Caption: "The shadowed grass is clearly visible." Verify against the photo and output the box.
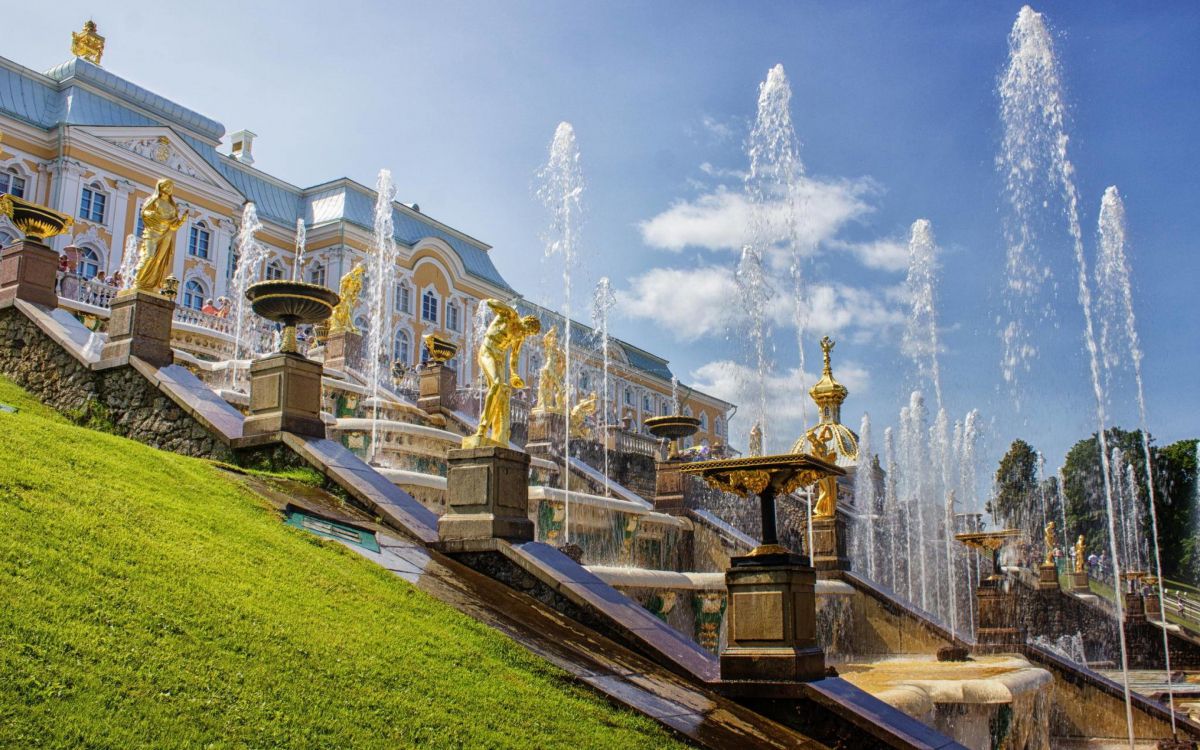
[0,376,686,749]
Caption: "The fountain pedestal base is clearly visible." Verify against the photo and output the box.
[719,557,824,683]
[438,446,533,543]
[975,582,1024,654]
[100,290,174,367]
[1070,571,1090,593]
[0,238,59,309]
[323,330,362,373]
[1036,562,1059,590]
[1123,591,1146,622]
[811,516,849,575]
[652,459,686,515]
[418,362,457,414]
[526,411,565,452]
[243,352,325,438]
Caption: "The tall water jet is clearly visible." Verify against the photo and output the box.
[999,7,1133,742]
[230,202,268,367]
[292,218,307,282]
[1095,185,1177,731]
[592,277,616,496]
[853,413,877,580]
[883,426,901,593]
[365,169,399,464]
[537,122,584,541]
[904,219,944,411]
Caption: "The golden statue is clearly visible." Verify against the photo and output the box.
[809,423,839,518]
[1074,534,1086,574]
[1043,521,1056,567]
[329,263,365,334]
[534,326,565,413]
[464,299,541,449]
[569,391,598,440]
[748,422,763,457]
[132,179,188,294]
[71,21,105,65]
[793,335,859,461]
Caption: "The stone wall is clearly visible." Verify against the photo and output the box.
[569,441,657,498]
[0,307,232,461]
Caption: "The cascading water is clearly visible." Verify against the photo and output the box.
[292,218,307,282]
[538,122,584,542]
[118,234,139,290]
[365,169,399,464]
[592,277,615,496]
[229,202,268,386]
[999,7,1134,744]
[467,299,492,414]
[852,413,877,580]
[904,219,944,411]
[883,426,901,593]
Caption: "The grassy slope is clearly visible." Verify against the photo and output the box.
[0,377,685,749]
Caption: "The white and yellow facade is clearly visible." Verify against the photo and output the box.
[0,25,734,447]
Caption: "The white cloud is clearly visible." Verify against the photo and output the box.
[690,359,870,452]
[700,115,736,142]
[830,238,910,272]
[637,176,876,255]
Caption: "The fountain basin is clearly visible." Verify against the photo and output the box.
[245,279,340,354]
[0,193,73,241]
[643,415,700,441]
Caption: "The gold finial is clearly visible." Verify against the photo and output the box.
[71,20,105,65]
[820,335,835,375]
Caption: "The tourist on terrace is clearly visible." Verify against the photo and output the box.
[201,298,219,316]
[214,297,230,318]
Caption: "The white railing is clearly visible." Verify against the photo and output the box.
[57,273,118,310]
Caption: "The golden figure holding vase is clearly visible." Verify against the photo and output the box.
[1074,534,1085,574]
[534,326,565,413]
[328,263,365,334]
[464,299,540,449]
[132,179,188,294]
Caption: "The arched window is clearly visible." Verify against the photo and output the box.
[699,412,709,432]
[354,316,368,337]
[226,247,238,279]
[308,263,326,287]
[624,387,633,406]
[715,416,726,437]
[394,282,412,314]
[393,328,411,365]
[78,246,101,279]
[79,183,107,223]
[183,278,206,310]
[447,301,460,332]
[421,289,439,323]
[0,168,26,198]
[642,393,652,412]
[188,221,211,259]
[579,372,590,392]
[265,261,284,280]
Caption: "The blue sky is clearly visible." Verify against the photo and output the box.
[8,1,1198,480]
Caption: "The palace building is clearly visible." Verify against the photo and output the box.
[0,23,733,447]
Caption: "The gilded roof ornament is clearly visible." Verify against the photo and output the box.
[71,21,106,66]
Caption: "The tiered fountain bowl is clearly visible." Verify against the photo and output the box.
[422,333,458,364]
[956,529,1023,585]
[0,193,73,242]
[644,414,700,459]
[245,280,340,356]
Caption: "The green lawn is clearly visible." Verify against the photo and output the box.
[0,376,686,749]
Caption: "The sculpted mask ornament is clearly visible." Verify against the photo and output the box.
[464,299,540,449]
[329,263,365,334]
[133,179,188,294]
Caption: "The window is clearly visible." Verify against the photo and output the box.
[78,247,101,279]
[642,394,651,412]
[699,413,709,432]
[79,185,107,223]
[624,387,633,406]
[309,263,326,287]
[421,289,438,323]
[393,329,411,365]
[188,223,211,259]
[183,279,206,310]
[0,231,15,248]
[135,201,145,239]
[354,316,368,337]
[265,261,284,280]
[0,169,25,198]
[447,302,460,332]
[226,248,239,279]
[395,282,412,314]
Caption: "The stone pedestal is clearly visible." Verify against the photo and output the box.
[652,459,687,515]
[975,582,1024,653]
[1037,562,1059,591]
[1070,570,1090,593]
[526,410,565,451]
[1123,591,1146,622]
[243,352,325,438]
[100,289,175,367]
[324,330,362,372]
[720,557,825,683]
[418,362,457,414]
[438,446,533,543]
[0,238,59,308]
[811,515,849,575]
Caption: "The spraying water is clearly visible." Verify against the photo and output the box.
[999,8,1134,743]
[853,413,877,580]
[229,202,268,372]
[904,219,944,411]
[592,278,616,496]
[117,234,139,291]
[365,170,399,464]
[538,122,584,542]
[292,218,307,282]
[884,426,901,593]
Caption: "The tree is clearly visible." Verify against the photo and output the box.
[1154,439,1197,585]
[990,439,1039,531]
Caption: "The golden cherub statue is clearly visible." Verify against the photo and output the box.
[132,179,188,294]
[464,299,541,449]
[72,21,105,65]
[534,326,566,414]
[809,423,839,518]
[1074,534,1085,574]
[1043,521,1057,567]
[569,391,598,440]
[329,263,365,334]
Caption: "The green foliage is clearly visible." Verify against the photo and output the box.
[990,439,1040,530]
[64,398,115,433]
[0,377,682,749]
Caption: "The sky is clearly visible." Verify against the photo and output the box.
[6,1,1198,485]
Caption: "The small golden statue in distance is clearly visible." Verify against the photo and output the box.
[464,299,541,449]
[328,263,365,334]
[748,422,763,457]
[808,423,839,518]
[1074,534,1085,574]
[534,326,566,414]
[133,179,188,294]
[569,391,598,440]
[71,20,105,65]
[1043,521,1057,567]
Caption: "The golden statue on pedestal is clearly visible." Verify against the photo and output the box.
[1074,534,1086,574]
[534,326,565,413]
[464,299,540,449]
[569,392,598,440]
[71,21,105,65]
[1043,521,1057,566]
[329,263,365,334]
[132,179,188,294]
[808,423,839,518]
